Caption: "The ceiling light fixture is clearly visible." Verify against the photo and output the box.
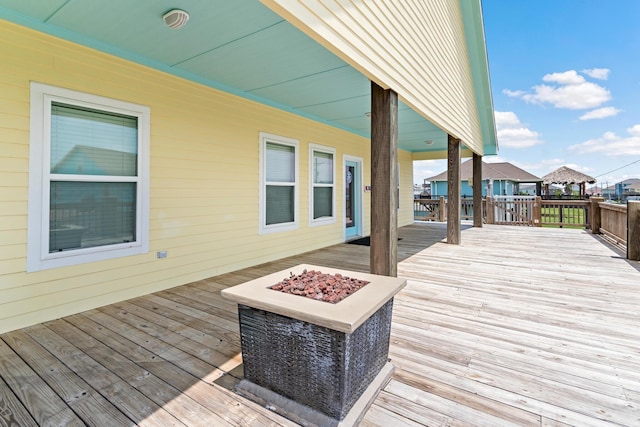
[425,140,434,145]
[163,9,190,29]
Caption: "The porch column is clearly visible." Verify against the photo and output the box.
[370,81,398,277]
[447,134,461,244]
[472,153,483,228]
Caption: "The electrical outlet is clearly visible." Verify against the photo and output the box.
[157,251,168,259]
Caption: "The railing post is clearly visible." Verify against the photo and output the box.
[628,201,640,261]
[534,196,542,227]
[590,197,604,234]
[439,196,446,222]
[486,196,494,224]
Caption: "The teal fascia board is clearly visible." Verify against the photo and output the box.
[459,0,498,156]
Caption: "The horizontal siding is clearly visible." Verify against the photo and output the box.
[399,150,414,227]
[0,20,411,333]
[263,0,483,153]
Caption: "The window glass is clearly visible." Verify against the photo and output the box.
[313,187,333,219]
[313,151,333,184]
[266,142,294,182]
[51,103,138,176]
[49,181,136,252]
[310,146,335,223]
[266,186,295,225]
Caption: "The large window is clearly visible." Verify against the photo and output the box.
[27,83,150,271]
[309,144,336,225]
[259,133,299,234]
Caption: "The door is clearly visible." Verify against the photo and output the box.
[344,158,362,240]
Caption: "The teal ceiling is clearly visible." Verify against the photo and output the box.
[0,0,451,153]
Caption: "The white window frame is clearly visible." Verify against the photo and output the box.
[309,143,336,226]
[259,132,299,234]
[27,82,150,272]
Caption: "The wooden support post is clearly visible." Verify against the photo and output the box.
[486,196,494,224]
[472,153,483,227]
[628,201,640,261]
[590,197,604,234]
[370,81,398,277]
[447,135,461,244]
[439,196,446,221]
[534,196,542,227]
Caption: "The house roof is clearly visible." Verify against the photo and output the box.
[0,0,496,158]
[617,178,640,186]
[542,166,596,185]
[427,160,542,183]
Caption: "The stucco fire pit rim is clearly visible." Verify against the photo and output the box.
[221,263,406,333]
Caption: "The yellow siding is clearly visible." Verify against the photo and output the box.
[398,150,414,227]
[0,21,417,333]
[262,0,483,153]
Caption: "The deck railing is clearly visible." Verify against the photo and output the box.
[596,201,627,245]
[413,196,640,260]
[413,197,445,221]
[486,196,539,226]
[539,199,590,228]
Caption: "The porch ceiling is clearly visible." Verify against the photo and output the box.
[0,0,451,154]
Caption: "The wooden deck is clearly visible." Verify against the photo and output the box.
[1,223,639,426]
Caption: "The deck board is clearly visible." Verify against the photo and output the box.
[1,223,639,426]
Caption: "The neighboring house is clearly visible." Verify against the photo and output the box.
[0,1,496,333]
[616,178,640,200]
[427,160,541,197]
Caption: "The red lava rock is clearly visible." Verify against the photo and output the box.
[269,269,370,304]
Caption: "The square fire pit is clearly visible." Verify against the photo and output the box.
[221,264,406,427]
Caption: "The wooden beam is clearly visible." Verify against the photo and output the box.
[472,153,483,228]
[447,135,461,244]
[370,81,398,277]
[628,201,640,261]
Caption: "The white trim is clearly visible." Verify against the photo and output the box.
[308,143,336,227]
[343,155,364,240]
[27,82,150,272]
[258,132,299,234]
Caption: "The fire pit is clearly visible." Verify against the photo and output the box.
[221,264,406,427]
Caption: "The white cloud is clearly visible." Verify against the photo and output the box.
[543,70,585,85]
[582,68,610,80]
[514,158,565,173]
[568,124,640,156]
[505,69,612,110]
[578,106,621,120]
[503,89,525,97]
[483,155,508,164]
[494,111,543,148]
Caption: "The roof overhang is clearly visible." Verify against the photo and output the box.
[0,0,496,158]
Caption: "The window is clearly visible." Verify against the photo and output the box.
[27,83,150,271]
[259,132,298,234]
[309,144,336,225]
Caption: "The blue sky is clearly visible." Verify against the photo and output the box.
[414,1,640,191]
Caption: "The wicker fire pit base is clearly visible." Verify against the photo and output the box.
[221,264,406,427]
